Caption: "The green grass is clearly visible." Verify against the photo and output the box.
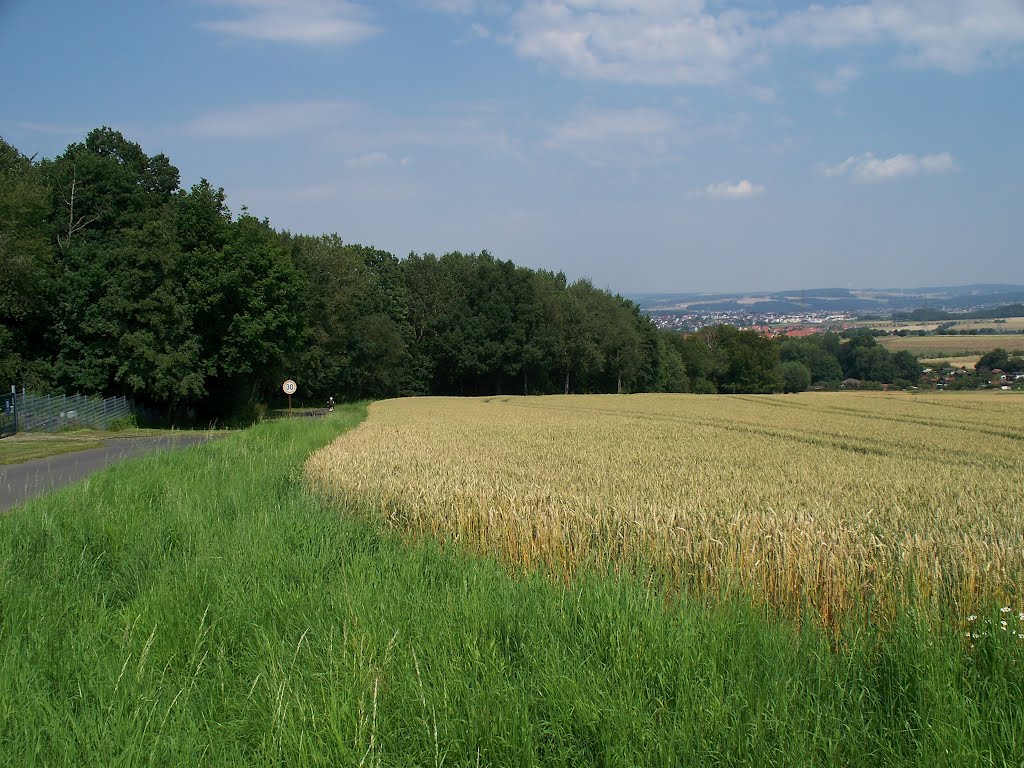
[0,428,222,465]
[0,432,106,464]
[1,404,1022,765]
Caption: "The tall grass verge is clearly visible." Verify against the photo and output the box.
[1,403,1022,765]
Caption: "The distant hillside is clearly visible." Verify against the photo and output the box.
[632,285,1024,315]
[891,304,1024,322]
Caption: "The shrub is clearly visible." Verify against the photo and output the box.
[107,414,139,432]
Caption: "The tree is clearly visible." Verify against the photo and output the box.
[779,361,812,393]
[655,332,690,392]
[976,348,1010,372]
[190,214,303,418]
[675,333,718,393]
[558,281,605,394]
[778,336,843,385]
[891,351,921,384]
[598,295,644,394]
[49,127,178,241]
[717,326,782,393]
[0,138,55,388]
[519,269,564,395]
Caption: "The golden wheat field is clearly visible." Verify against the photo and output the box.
[308,392,1024,623]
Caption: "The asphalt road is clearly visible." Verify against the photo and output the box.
[0,434,222,513]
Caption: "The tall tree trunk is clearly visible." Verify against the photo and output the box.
[617,370,622,394]
[564,369,570,395]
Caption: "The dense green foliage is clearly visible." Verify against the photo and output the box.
[1,129,920,416]
[976,347,1024,373]
[1,409,1021,765]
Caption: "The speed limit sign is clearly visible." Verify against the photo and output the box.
[282,379,298,416]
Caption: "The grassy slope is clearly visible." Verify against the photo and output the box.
[1,404,1021,766]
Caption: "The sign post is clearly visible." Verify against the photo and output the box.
[282,379,297,416]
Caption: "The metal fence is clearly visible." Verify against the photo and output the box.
[0,389,15,438]
[9,389,132,433]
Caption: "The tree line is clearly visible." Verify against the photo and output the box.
[1,128,921,422]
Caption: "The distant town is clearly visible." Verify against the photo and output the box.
[634,284,1024,338]
[648,309,855,336]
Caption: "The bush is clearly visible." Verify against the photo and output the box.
[107,414,139,432]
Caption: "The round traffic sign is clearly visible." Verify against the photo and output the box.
[282,379,297,395]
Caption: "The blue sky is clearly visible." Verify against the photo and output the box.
[2,0,1022,293]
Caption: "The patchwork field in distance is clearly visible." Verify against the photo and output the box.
[855,318,1024,334]
[877,333,1024,357]
[919,355,982,369]
[308,392,1024,624]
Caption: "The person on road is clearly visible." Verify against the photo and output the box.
[327,396,335,412]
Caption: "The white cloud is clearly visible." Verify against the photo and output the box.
[770,0,1024,74]
[16,121,90,137]
[703,179,764,199]
[824,151,956,182]
[186,101,359,137]
[346,152,411,169]
[414,0,479,12]
[510,1,754,85]
[814,65,860,95]
[545,108,677,147]
[199,0,377,45]
[187,99,516,160]
[347,151,391,167]
[427,0,1024,87]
